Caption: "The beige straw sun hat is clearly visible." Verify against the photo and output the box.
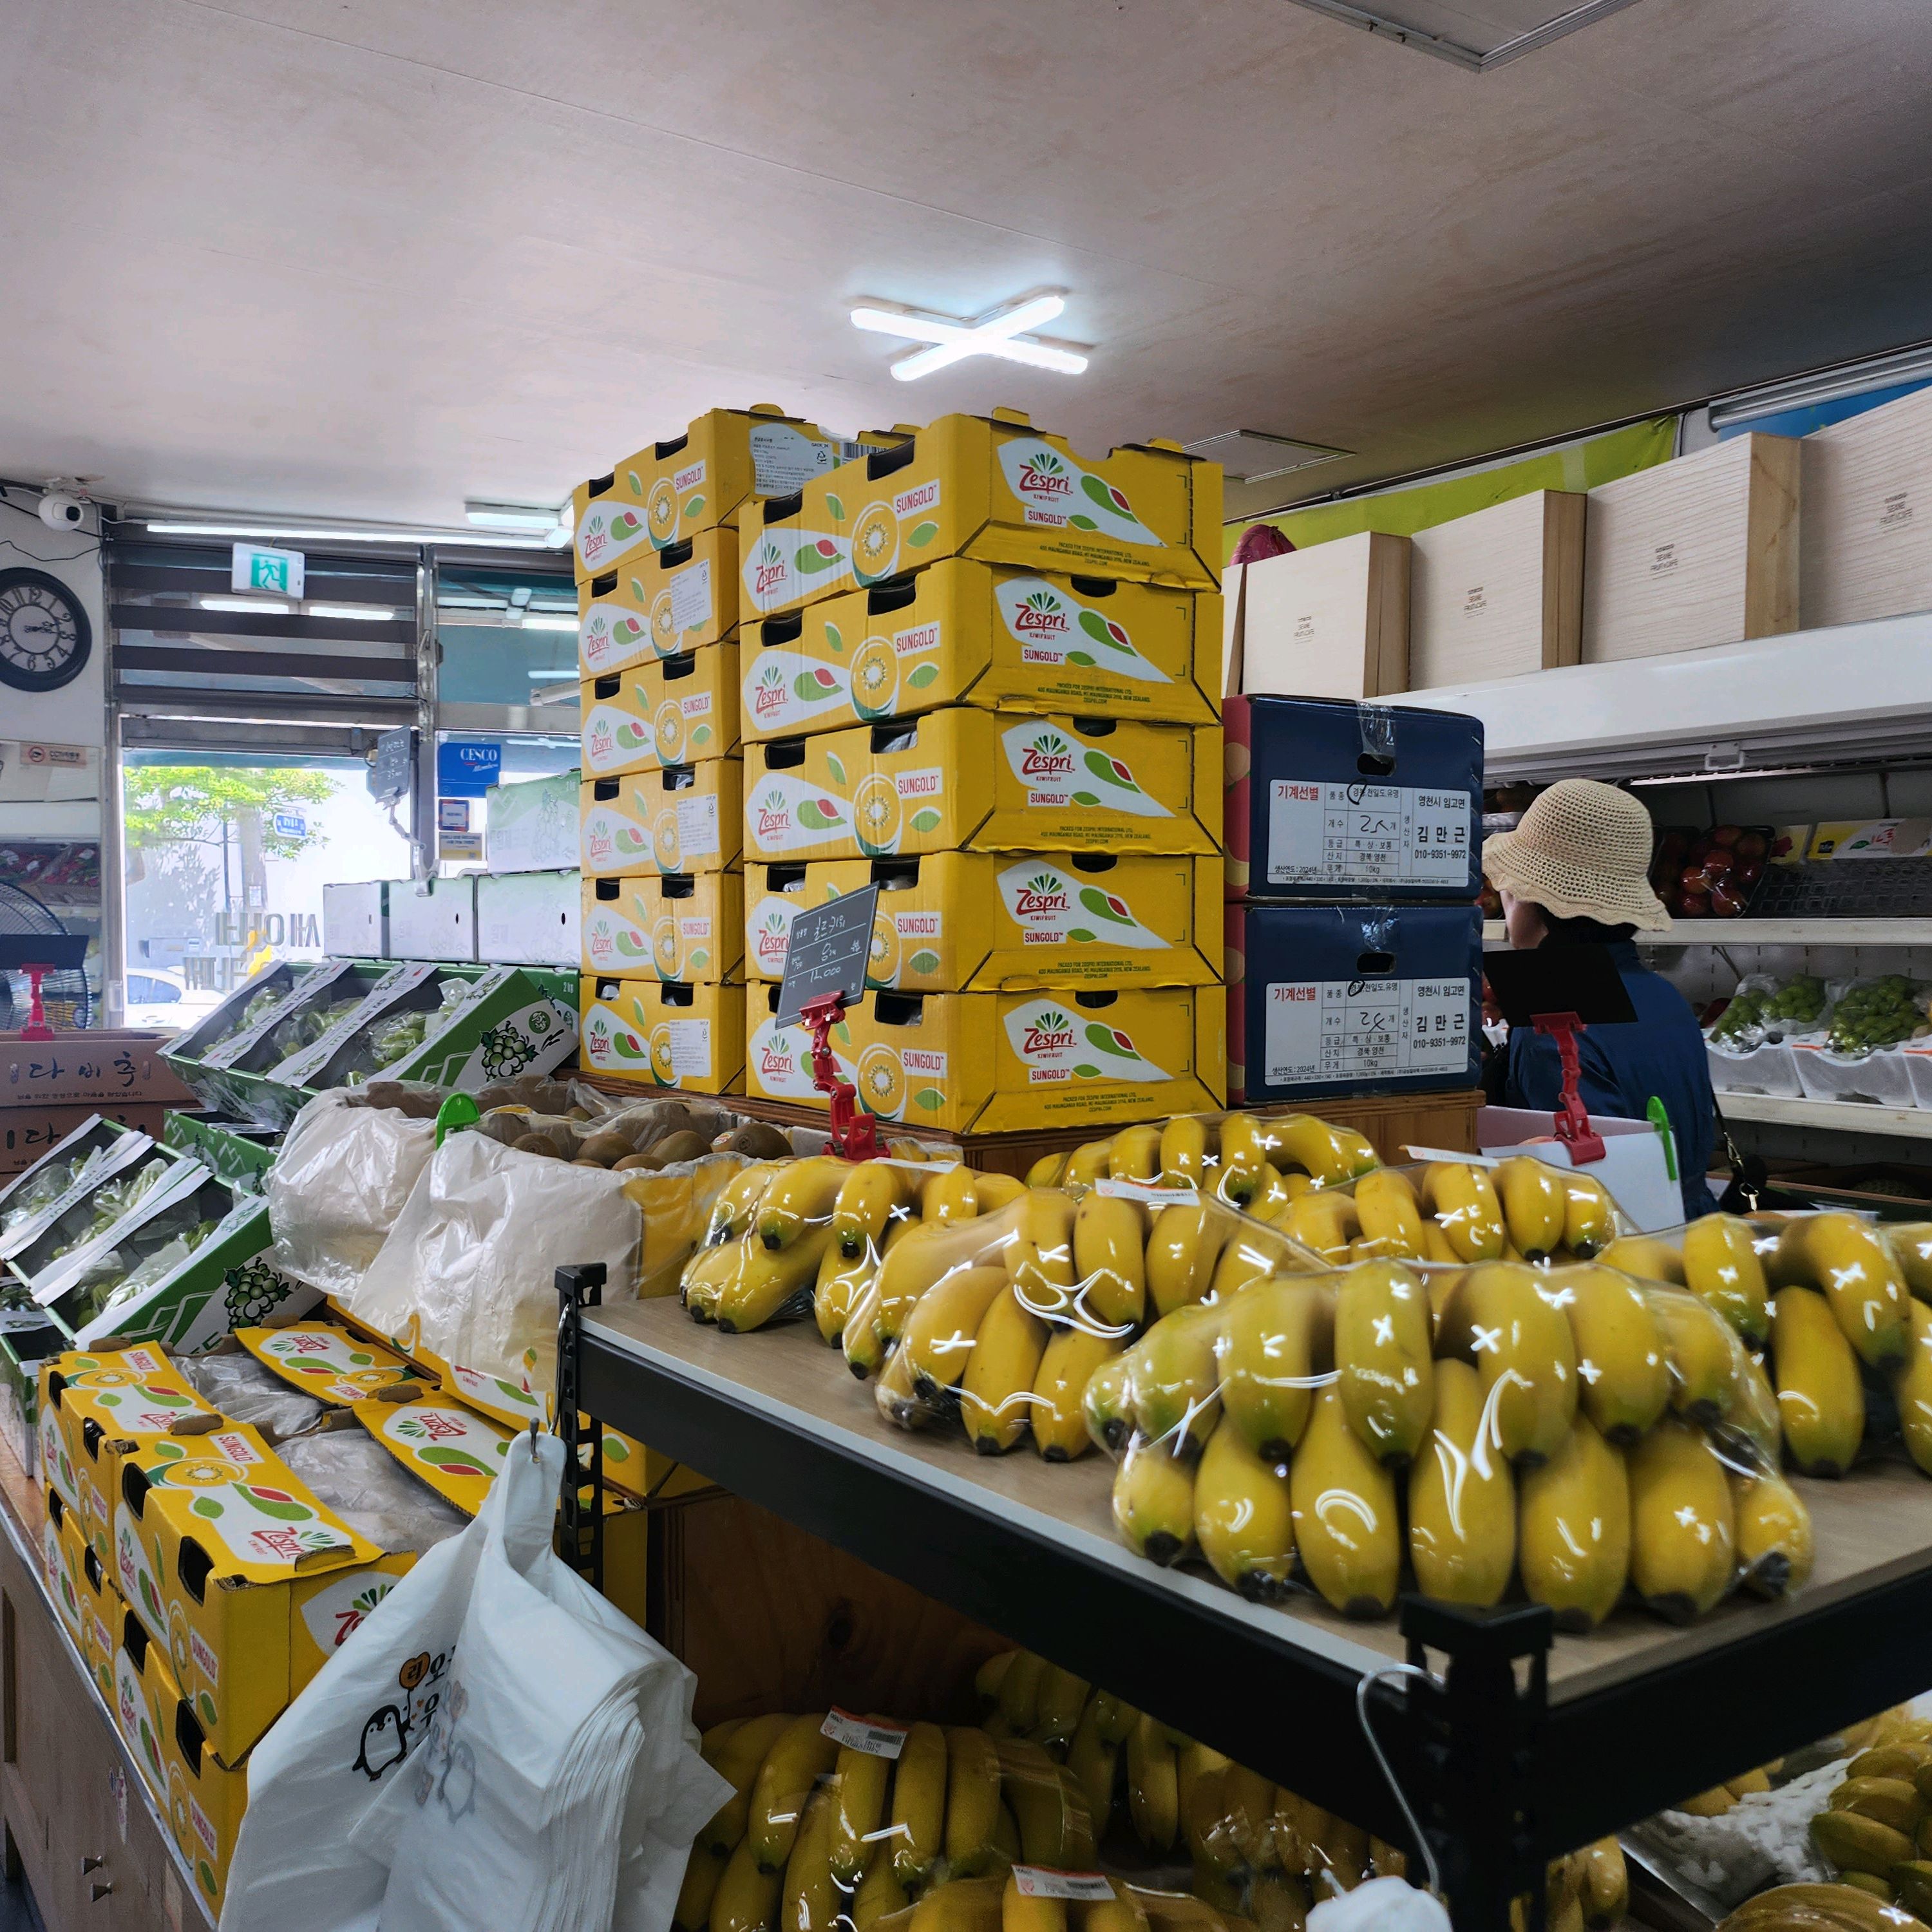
[1482,779,1671,933]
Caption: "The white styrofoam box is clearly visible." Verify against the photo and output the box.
[1475,1105,1681,1233]
[1408,491,1582,689]
[386,875,477,962]
[321,882,386,960]
[1582,435,1801,663]
[1801,383,1932,630]
[1791,1040,1918,1109]
[1706,1039,1804,1101]
[1235,532,1410,700]
[1904,1048,1932,1109]
[476,870,580,966]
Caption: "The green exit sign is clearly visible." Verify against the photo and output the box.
[231,542,306,599]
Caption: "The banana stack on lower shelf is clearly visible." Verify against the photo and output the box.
[1806,1709,1932,1918]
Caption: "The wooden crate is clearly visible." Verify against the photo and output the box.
[666,1084,1485,1176]
[1407,490,1584,688]
[1232,532,1410,700]
[1801,383,1932,630]
[1582,433,1801,663]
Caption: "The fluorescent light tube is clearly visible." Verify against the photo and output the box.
[197,596,290,614]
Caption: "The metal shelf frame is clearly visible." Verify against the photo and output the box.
[556,1274,1932,1932]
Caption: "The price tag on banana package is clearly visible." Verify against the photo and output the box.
[1094,1177,1198,1207]
[1011,1870,1117,1902]
[820,1708,910,1757]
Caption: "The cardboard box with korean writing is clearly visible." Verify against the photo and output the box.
[736,410,1220,618]
[582,871,744,983]
[578,525,739,675]
[745,710,1219,864]
[579,976,745,1093]
[581,761,744,877]
[741,556,1218,739]
[1224,901,1482,1103]
[1222,694,1483,902]
[115,1422,384,1765]
[1,1030,196,1111]
[581,641,740,778]
[744,853,1221,992]
[574,406,878,582]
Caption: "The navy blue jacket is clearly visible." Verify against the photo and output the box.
[1504,939,1718,1222]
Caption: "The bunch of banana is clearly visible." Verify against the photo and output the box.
[1720,1884,1931,1932]
[1808,1716,1932,1915]
[1507,1842,1629,1932]
[1025,1112,1378,1213]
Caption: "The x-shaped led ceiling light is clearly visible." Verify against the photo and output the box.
[851,292,1091,381]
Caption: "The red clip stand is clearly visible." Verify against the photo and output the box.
[1531,1010,1606,1164]
[801,992,878,1160]
[17,965,53,1043]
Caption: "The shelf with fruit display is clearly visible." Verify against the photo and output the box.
[1717,1095,1932,1141]
[1486,921,1932,948]
[555,1142,1932,1931]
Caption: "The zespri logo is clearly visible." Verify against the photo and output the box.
[1015,448,1072,501]
[1009,587,1071,639]
[753,661,791,719]
[1018,730,1076,779]
[752,540,788,600]
[759,1037,797,1081]
[754,787,793,842]
[1010,869,1070,918]
[753,907,793,970]
[1019,1005,1077,1057]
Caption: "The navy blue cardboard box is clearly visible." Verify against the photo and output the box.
[1224,694,1483,902]
[1226,901,1483,1103]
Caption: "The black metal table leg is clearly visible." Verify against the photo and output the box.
[556,1262,607,1590]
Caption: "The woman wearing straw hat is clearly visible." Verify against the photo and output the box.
[1483,779,1718,1220]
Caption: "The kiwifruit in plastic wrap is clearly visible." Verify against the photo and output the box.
[576,1132,637,1169]
[511,1132,564,1159]
[725,1121,791,1159]
[641,1130,708,1169]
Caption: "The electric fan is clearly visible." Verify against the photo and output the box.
[0,884,92,1034]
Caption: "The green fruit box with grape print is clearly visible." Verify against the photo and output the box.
[742,555,1218,741]
[734,409,1222,620]
[744,853,1223,992]
[114,1420,404,1767]
[743,708,1220,864]
[807,983,1224,1134]
[240,963,578,1128]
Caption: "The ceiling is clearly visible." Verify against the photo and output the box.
[5,0,1932,527]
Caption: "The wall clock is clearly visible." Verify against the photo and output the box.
[0,568,91,694]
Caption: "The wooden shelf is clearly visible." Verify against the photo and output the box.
[1484,920,1932,947]
[577,1291,1932,1869]
[1718,1092,1932,1137]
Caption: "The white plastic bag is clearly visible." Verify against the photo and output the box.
[348,1130,642,1387]
[268,1091,439,1298]
[220,1434,724,1932]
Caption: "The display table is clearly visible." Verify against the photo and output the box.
[0,1432,211,1932]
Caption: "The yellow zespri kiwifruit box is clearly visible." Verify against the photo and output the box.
[742,556,1219,739]
[114,1422,385,1766]
[580,761,744,876]
[736,409,1222,618]
[582,871,744,983]
[574,405,878,583]
[579,976,746,1093]
[743,864,813,981]
[744,710,1219,862]
[582,642,741,779]
[743,981,857,1108]
[43,1345,220,1571]
[235,1322,416,1407]
[166,1689,249,1918]
[743,853,1221,991]
[113,1607,182,1808]
[749,983,1223,1132]
[578,525,739,676]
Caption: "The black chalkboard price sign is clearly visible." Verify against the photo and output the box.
[775,885,880,1029]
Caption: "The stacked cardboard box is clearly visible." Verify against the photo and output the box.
[575,408,889,1092]
[1222,696,1485,1104]
[729,406,1229,1134]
